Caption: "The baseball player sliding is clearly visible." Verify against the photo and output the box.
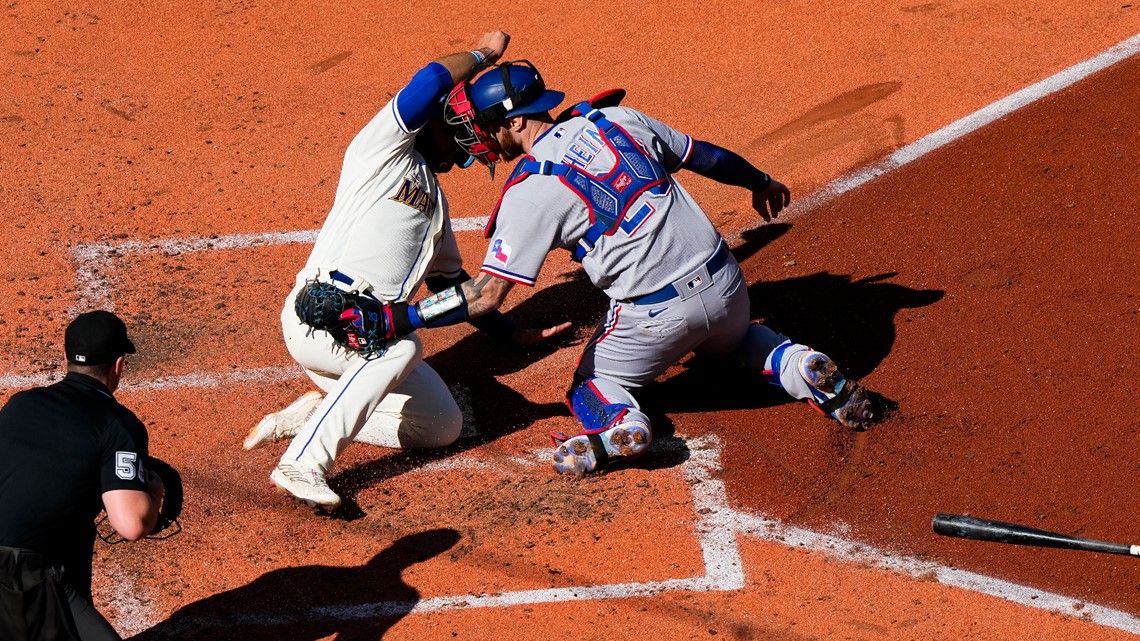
[244,33,567,510]
[344,59,877,475]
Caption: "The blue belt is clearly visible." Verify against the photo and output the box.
[329,270,379,301]
[628,242,731,305]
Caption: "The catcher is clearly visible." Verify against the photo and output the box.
[336,60,877,475]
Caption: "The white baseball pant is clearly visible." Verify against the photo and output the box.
[277,283,462,474]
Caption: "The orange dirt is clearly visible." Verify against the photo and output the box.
[2,0,1138,639]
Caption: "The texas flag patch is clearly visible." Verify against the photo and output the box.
[491,238,512,264]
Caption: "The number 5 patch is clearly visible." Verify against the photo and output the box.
[115,451,140,481]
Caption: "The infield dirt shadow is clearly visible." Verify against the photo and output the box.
[129,528,461,641]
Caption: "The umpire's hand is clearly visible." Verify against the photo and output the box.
[752,179,792,222]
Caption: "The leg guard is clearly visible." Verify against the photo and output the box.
[553,377,652,476]
[764,341,875,430]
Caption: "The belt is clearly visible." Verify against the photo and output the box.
[327,270,380,301]
[628,242,731,305]
[0,546,62,587]
[329,270,354,288]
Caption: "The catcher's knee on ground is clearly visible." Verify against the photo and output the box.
[552,377,652,476]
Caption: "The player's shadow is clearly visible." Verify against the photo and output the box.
[635,226,943,427]
[128,528,460,641]
[327,272,607,515]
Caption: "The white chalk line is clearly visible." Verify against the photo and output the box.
[0,366,303,392]
[785,32,1140,218]
[34,32,1140,636]
[64,32,1140,316]
[137,434,1140,636]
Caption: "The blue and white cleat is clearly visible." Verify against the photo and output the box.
[798,352,875,430]
[551,421,652,476]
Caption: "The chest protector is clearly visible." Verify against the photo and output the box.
[484,103,670,262]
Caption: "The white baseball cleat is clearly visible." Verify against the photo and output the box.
[269,461,341,510]
[798,351,874,430]
[551,420,652,476]
[243,391,323,450]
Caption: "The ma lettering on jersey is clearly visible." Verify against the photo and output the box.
[389,173,436,216]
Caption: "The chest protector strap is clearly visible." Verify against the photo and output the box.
[484,103,670,262]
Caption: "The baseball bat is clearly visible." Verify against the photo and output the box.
[932,513,1140,557]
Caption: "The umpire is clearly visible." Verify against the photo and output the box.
[0,310,163,641]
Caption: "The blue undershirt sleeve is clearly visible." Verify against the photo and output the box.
[683,140,772,192]
[394,62,453,132]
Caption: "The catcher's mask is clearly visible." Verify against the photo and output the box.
[444,60,565,177]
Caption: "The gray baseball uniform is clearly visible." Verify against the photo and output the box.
[480,105,824,442]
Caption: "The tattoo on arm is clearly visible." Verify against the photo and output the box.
[462,273,512,317]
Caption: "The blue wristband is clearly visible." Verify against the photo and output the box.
[471,50,487,66]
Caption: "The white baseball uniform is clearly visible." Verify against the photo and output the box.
[279,66,465,474]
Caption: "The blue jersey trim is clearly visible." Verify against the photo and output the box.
[480,264,536,286]
[393,62,452,133]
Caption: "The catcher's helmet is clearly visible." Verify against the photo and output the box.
[445,60,564,174]
[468,60,565,123]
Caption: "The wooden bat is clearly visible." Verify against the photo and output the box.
[932,513,1140,557]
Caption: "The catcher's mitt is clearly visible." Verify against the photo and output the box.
[295,278,392,358]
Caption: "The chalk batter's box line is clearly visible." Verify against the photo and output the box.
[63,32,1140,315]
[129,434,1140,636]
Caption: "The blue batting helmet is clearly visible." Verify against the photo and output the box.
[468,60,565,124]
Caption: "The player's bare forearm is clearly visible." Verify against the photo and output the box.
[461,273,572,346]
[461,272,513,317]
[436,31,510,85]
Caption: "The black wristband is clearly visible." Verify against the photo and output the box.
[387,302,417,336]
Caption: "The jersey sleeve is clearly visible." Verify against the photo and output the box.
[480,193,560,287]
[623,108,694,173]
[392,62,454,133]
[337,63,452,190]
[99,411,150,494]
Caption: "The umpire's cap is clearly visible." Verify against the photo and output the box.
[65,310,136,365]
[470,60,564,124]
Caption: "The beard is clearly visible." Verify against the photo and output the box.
[497,129,525,162]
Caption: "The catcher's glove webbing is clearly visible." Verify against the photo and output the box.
[294,279,392,358]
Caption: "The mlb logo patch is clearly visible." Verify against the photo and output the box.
[491,238,512,264]
[686,275,703,290]
[613,172,633,193]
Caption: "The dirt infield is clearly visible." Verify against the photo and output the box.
[2,0,1139,639]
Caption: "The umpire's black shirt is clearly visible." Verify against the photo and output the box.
[0,372,149,597]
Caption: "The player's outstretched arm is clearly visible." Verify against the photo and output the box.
[461,273,571,346]
[684,140,791,221]
[374,272,570,346]
[435,31,510,86]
